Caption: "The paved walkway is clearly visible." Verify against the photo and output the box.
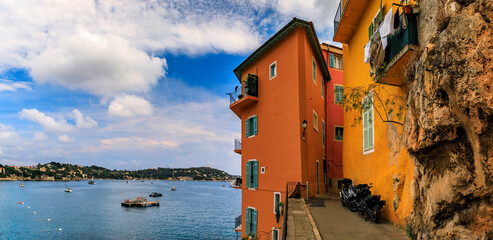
[306,194,409,240]
[286,198,318,240]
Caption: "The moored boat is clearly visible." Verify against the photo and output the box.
[149,192,162,197]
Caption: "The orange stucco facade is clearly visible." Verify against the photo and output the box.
[230,19,329,239]
[334,0,416,226]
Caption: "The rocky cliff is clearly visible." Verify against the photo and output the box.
[404,0,492,239]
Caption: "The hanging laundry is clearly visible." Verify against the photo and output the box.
[394,8,400,29]
[364,40,371,63]
[379,7,393,38]
[370,37,385,72]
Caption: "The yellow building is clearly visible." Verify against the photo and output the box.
[333,0,418,225]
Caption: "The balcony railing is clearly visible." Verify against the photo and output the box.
[234,138,241,154]
[227,74,258,106]
[234,214,242,230]
[384,13,418,64]
[333,1,342,35]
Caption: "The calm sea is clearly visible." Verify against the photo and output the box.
[0,180,241,240]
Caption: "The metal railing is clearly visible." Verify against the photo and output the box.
[234,138,241,152]
[281,181,301,240]
[226,74,258,105]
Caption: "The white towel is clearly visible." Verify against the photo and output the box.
[364,40,371,63]
[379,7,393,38]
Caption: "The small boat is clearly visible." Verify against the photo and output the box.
[171,170,177,191]
[149,192,162,197]
[19,172,25,187]
[121,197,159,207]
[19,183,24,187]
[64,188,72,192]
[88,177,96,185]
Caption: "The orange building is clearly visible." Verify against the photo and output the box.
[229,18,330,239]
[320,44,344,193]
[333,0,417,225]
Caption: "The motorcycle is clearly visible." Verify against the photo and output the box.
[348,184,372,213]
[363,195,386,223]
[340,178,353,207]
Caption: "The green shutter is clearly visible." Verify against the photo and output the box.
[273,229,278,240]
[245,208,250,234]
[312,60,316,82]
[341,57,343,69]
[369,23,373,39]
[253,116,257,135]
[322,122,325,145]
[246,118,250,137]
[369,111,373,148]
[329,54,334,67]
[252,209,257,237]
[321,80,324,98]
[245,161,250,188]
[253,161,258,188]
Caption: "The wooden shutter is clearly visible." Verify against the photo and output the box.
[253,161,258,188]
[252,209,257,237]
[253,116,257,135]
[245,161,250,188]
[246,118,250,137]
[369,111,373,148]
[245,208,250,234]
[329,54,334,67]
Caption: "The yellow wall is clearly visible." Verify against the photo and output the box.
[341,0,415,226]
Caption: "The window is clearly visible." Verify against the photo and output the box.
[246,160,258,189]
[363,94,374,153]
[312,58,316,84]
[330,53,343,70]
[313,110,318,132]
[322,120,326,146]
[272,228,279,240]
[245,115,258,138]
[273,192,281,214]
[269,61,277,80]
[335,85,344,104]
[335,126,343,141]
[245,207,257,237]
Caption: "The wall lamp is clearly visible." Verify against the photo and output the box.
[302,120,308,141]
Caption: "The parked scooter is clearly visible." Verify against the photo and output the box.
[361,195,386,223]
[340,178,353,207]
[348,184,372,213]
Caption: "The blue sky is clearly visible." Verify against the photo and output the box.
[0,0,340,175]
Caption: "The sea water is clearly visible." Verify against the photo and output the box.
[0,180,241,240]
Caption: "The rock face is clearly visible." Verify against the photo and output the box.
[405,0,493,239]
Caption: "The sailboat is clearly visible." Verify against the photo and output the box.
[171,169,176,191]
[19,172,24,187]
[150,172,153,184]
[88,177,96,185]
[141,172,145,182]
[64,185,72,192]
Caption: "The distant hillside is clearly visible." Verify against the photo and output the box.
[0,162,233,181]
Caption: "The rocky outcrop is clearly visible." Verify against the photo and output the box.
[404,0,493,239]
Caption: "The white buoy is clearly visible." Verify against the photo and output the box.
[58,228,62,231]
[47,219,51,221]
[33,211,36,214]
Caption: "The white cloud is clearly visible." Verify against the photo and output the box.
[0,79,31,92]
[108,95,154,117]
[0,0,262,97]
[19,109,98,134]
[0,123,21,147]
[73,109,98,129]
[32,131,48,141]
[58,135,74,143]
[27,30,165,97]
[19,109,73,134]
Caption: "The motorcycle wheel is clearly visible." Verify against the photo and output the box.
[369,206,380,223]
[349,201,357,212]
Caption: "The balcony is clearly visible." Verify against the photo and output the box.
[376,13,420,86]
[234,214,242,232]
[333,0,370,43]
[228,74,258,118]
[234,138,241,154]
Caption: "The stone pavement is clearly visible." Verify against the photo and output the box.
[306,193,409,240]
[286,198,319,240]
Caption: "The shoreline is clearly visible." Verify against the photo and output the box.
[0,178,232,182]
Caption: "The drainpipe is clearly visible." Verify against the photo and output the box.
[306,181,309,199]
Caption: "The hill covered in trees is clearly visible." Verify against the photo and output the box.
[0,162,233,181]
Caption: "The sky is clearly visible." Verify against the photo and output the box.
[0,0,341,175]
